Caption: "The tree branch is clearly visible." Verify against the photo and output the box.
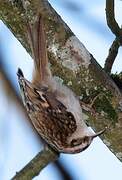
[12,148,59,180]
[104,37,120,73]
[106,0,122,43]
[104,0,122,73]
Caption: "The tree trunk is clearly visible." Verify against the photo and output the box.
[0,0,122,165]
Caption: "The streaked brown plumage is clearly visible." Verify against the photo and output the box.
[17,14,105,153]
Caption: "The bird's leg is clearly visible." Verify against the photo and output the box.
[80,92,105,116]
[89,93,103,108]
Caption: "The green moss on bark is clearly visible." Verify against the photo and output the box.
[93,95,118,122]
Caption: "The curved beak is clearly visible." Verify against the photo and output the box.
[90,128,106,139]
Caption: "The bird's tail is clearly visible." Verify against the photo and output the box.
[27,14,51,85]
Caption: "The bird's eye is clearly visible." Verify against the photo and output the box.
[71,137,89,147]
[70,138,85,147]
[71,139,78,146]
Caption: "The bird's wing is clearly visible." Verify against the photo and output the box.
[17,68,77,149]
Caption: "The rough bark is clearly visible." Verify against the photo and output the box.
[0,0,122,177]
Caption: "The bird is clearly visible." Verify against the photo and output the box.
[17,14,105,154]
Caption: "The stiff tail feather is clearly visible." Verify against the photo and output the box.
[26,14,51,85]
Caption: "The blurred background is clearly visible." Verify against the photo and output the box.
[0,0,122,179]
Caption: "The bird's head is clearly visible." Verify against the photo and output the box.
[61,129,106,154]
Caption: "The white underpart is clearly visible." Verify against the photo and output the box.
[47,77,94,143]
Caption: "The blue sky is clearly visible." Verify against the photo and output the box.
[0,0,122,180]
